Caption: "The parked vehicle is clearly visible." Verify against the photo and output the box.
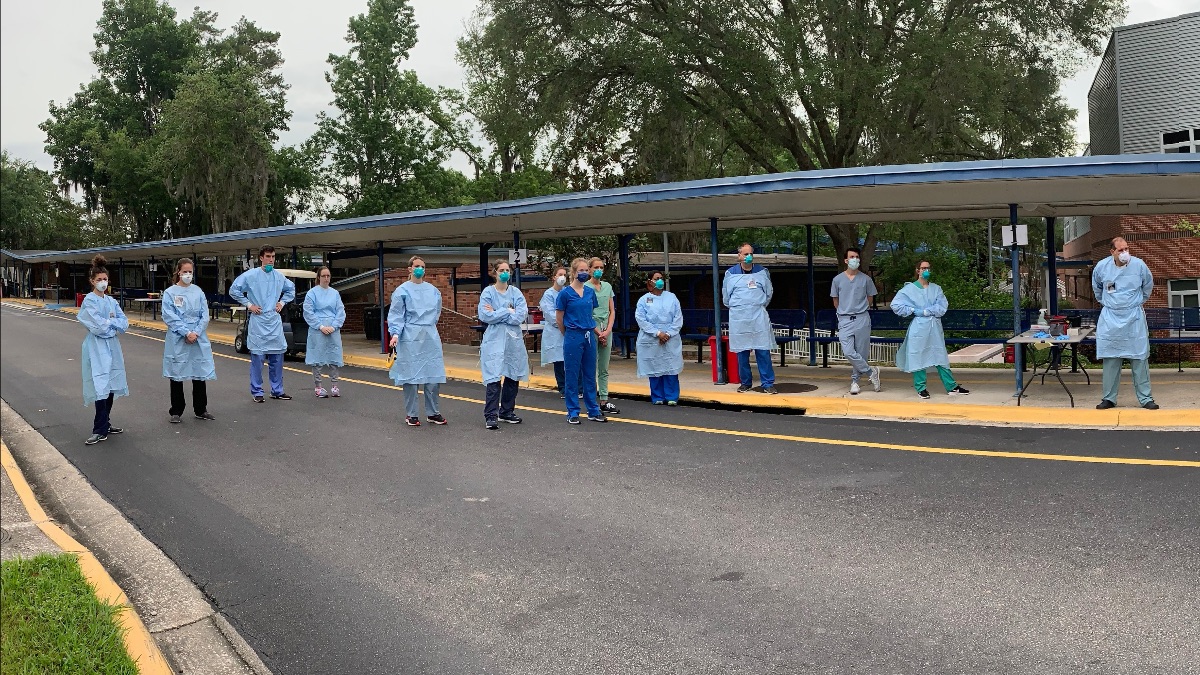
[232,269,317,358]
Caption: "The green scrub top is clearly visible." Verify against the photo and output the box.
[591,280,614,327]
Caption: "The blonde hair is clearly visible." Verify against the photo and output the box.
[589,257,604,267]
[570,257,589,274]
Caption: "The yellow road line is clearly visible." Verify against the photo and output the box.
[9,304,1198,467]
[1,442,174,674]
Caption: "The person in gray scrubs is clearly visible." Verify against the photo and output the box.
[830,247,881,394]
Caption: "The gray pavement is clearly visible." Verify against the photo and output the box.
[2,302,1198,674]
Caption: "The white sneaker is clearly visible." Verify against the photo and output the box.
[868,366,881,392]
[849,381,861,395]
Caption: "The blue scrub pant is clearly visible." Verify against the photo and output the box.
[404,383,440,418]
[737,349,775,387]
[92,392,114,435]
[1101,358,1153,406]
[563,329,600,418]
[551,361,582,393]
[649,375,680,403]
[250,352,284,397]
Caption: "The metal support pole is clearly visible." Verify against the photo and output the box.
[1045,217,1058,316]
[479,243,493,293]
[806,224,817,366]
[710,217,727,384]
[377,241,387,354]
[512,231,521,289]
[1010,204,1023,396]
[118,258,124,297]
[663,232,670,291]
[292,246,298,269]
[619,234,633,357]
[451,266,458,312]
[149,257,156,294]
[987,218,994,289]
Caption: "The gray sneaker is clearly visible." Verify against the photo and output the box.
[868,366,882,392]
[84,434,107,445]
[169,415,182,424]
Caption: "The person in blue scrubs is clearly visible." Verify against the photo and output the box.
[389,256,448,426]
[538,265,570,395]
[556,257,607,424]
[635,272,684,405]
[890,260,970,399]
[479,260,529,430]
[161,258,216,423]
[722,243,777,394]
[230,246,296,402]
[1092,237,1157,410]
[78,255,129,445]
[304,266,347,398]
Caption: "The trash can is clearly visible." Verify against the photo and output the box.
[363,306,382,341]
[76,292,85,307]
[708,335,740,384]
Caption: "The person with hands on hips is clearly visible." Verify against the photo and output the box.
[388,256,448,426]
[1092,237,1157,410]
[635,272,684,405]
[890,260,969,399]
[304,266,346,399]
[78,255,129,445]
[722,243,777,394]
[478,260,529,430]
[162,257,216,423]
[229,245,296,402]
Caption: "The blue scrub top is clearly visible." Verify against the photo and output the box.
[556,284,598,330]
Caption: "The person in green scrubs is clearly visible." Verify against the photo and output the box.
[589,257,620,414]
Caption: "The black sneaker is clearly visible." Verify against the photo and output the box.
[107,426,123,434]
[1096,399,1116,410]
[270,393,292,401]
[195,412,216,421]
[499,413,523,424]
[568,416,581,425]
[427,414,448,425]
[588,414,608,423]
[947,386,970,396]
[170,415,182,424]
[917,389,931,400]
[485,418,499,430]
[600,401,620,414]
[1142,400,1159,410]
[406,416,421,426]
[253,395,265,403]
[736,384,752,393]
[762,386,778,395]
[84,434,107,445]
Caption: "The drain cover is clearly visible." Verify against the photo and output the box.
[0,527,11,544]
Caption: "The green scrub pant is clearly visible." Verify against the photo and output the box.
[913,366,956,393]
[596,335,612,400]
[1101,358,1153,406]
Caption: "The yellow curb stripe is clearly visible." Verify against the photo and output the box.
[1,442,174,674]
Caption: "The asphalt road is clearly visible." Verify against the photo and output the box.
[2,303,1198,675]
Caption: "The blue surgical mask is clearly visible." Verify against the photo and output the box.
[592,269,603,279]
[576,271,590,282]
[654,279,664,290]
[743,254,753,264]
[498,271,511,283]
[413,267,425,278]
[921,269,931,280]
[847,258,860,270]
[263,264,274,273]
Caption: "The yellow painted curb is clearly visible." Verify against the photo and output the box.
[1,441,174,675]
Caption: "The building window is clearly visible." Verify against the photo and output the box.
[1169,279,1199,308]
[1161,129,1198,153]
[1063,215,1090,244]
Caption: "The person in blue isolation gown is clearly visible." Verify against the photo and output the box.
[388,256,448,426]
[722,243,777,394]
[161,257,216,423]
[304,266,346,399]
[890,260,970,400]
[478,260,529,430]
[229,245,296,402]
[635,272,684,405]
[78,255,129,445]
[1092,236,1157,410]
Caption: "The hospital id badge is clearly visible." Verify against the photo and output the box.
[747,279,757,289]
[1105,282,1116,293]
[174,295,185,307]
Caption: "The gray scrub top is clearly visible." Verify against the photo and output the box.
[830,271,877,316]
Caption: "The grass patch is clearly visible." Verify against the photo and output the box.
[1,553,137,675]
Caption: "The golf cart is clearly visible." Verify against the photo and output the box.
[232,268,318,358]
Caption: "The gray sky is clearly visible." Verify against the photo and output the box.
[2,0,1194,175]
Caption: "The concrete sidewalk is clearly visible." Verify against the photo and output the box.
[22,298,1200,429]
